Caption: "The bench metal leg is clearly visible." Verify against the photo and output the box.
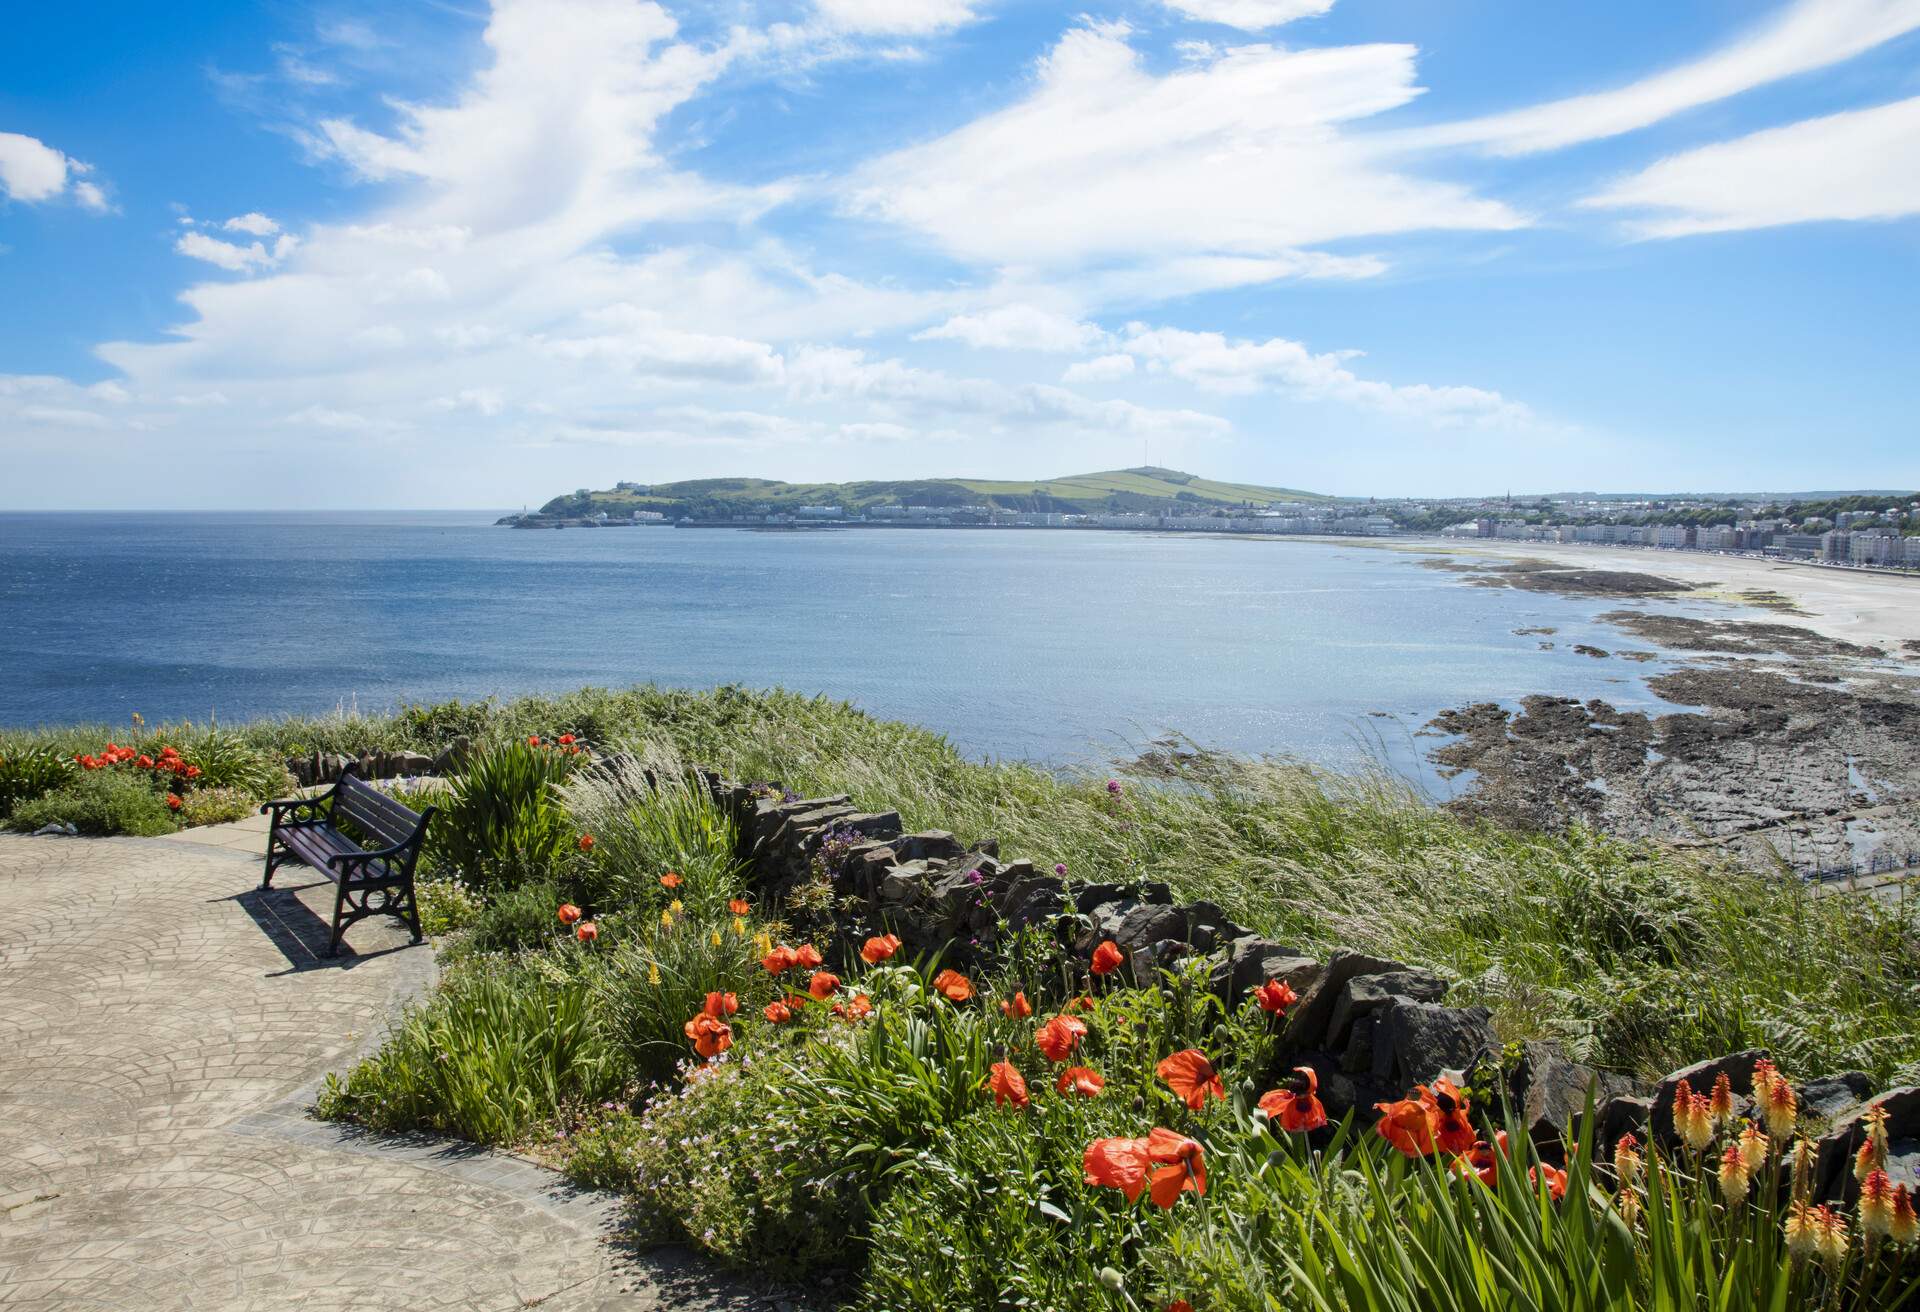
[327,882,348,957]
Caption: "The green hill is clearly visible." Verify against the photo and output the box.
[534,467,1328,520]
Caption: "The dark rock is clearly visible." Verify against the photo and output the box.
[1650,1050,1766,1146]
[1816,1085,1920,1202]
[1341,1016,1378,1074]
[1006,880,1069,931]
[1506,1041,1644,1149]
[391,750,434,777]
[430,736,472,775]
[878,861,930,906]
[1116,904,1189,955]
[890,831,965,863]
[1598,1094,1653,1152]
[1283,951,1415,1050]
[1183,900,1246,952]
[1372,1000,1498,1087]
[1325,970,1448,1051]
[969,838,1000,858]
[1799,1073,1875,1124]
[1211,937,1320,1005]
[1075,883,1134,913]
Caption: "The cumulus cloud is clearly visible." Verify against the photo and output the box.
[1125,325,1532,428]
[813,0,977,36]
[0,131,108,210]
[223,212,281,236]
[914,304,1110,353]
[848,23,1521,293]
[1062,353,1137,383]
[1159,0,1333,31]
[1582,97,1920,238]
[1405,0,1920,156]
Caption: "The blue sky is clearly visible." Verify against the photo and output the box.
[2,0,1917,508]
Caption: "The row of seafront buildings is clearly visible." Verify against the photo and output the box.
[724,503,1399,536]
[1440,512,1920,569]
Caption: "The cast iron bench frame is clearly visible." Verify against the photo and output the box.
[259,771,435,955]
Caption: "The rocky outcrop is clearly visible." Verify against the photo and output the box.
[286,748,437,787]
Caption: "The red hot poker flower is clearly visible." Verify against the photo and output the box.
[987,1061,1029,1109]
[1156,1049,1226,1111]
[1057,1066,1105,1097]
[1257,1066,1328,1133]
[1253,978,1298,1015]
[861,933,902,964]
[1035,1014,1089,1063]
[1090,940,1125,976]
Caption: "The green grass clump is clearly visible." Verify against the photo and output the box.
[8,768,180,836]
[0,745,77,817]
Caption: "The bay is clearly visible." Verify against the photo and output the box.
[0,511,1742,792]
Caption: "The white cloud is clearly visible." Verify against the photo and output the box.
[1125,325,1532,428]
[0,131,108,210]
[431,387,507,416]
[223,212,281,236]
[1406,0,1920,157]
[1159,0,1333,31]
[914,304,1109,353]
[1582,97,1920,238]
[174,230,280,272]
[1062,353,1137,383]
[849,23,1521,292]
[813,0,977,36]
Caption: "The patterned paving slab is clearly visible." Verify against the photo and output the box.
[0,831,789,1311]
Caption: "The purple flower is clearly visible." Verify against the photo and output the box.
[1106,779,1123,795]
[966,869,983,885]
[1054,862,1068,876]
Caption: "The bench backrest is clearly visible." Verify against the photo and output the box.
[333,773,428,850]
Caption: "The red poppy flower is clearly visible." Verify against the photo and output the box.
[1253,978,1298,1015]
[861,933,902,964]
[184,765,201,779]
[577,834,595,852]
[1070,994,1097,1012]
[1257,1066,1328,1133]
[762,946,797,974]
[781,993,812,1011]
[1374,1095,1437,1157]
[931,968,974,1002]
[793,944,823,970]
[1000,991,1034,1019]
[987,1061,1029,1109]
[807,970,841,999]
[137,755,154,769]
[166,794,183,811]
[1145,1127,1208,1208]
[556,903,582,925]
[702,991,739,1018]
[684,1013,733,1059]
[1428,1078,1477,1156]
[659,872,682,889]
[833,994,873,1021]
[729,898,752,917]
[1156,1049,1225,1110]
[1167,1303,1194,1312]
[1466,1130,1509,1189]
[1035,1014,1089,1063]
[763,1001,792,1024]
[575,921,599,944]
[1056,1066,1105,1097]
[1083,1135,1151,1201]
[527,736,541,746]
[1090,940,1125,976]
[558,733,575,745]
[1530,1163,1568,1202]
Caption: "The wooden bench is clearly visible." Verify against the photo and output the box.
[259,771,435,955]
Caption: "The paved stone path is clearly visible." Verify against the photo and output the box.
[0,827,788,1311]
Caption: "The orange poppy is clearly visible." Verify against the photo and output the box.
[556,903,582,925]
[1256,1066,1328,1133]
[1083,1136,1151,1202]
[808,970,841,999]
[1252,978,1297,1015]
[1466,1130,1509,1189]
[1090,940,1125,976]
[861,933,903,964]
[659,872,682,889]
[834,994,873,1021]
[1156,1049,1225,1110]
[1530,1162,1569,1202]
[763,1001,792,1024]
[702,991,739,1018]
[932,968,974,1002]
[987,1061,1029,1109]
[1070,994,1097,1012]
[683,1013,732,1058]
[1145,1127,1207,1208]
[1057,1066,1105,1097]
[762,945,797,974]
[1167,1303,1194,1312]
[577,834,595,852]
[1000,991,1033,1019]
[1035,1014,1089,1063]
[793,944,824,970]
[1374,1095,1437,1157]
[729,898,752,916]
[575,921,598,944]
[1429,1078,1477,1157]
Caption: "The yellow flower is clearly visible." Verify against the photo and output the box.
[732,915,747,937]
[647,961,661,986]
[1737,1125,1769,1174]
[669,899,684,915]
[1861,1169,1896,1240]
[1616,1184,1640,1229]
[1856,1106,1890,1184]
[1785,1201,1818,1264]
[1613,1133,1643,1188]
[1891,1184,1918,1247]
[1790,1137,1817,1202]
[1814,1205,1849,1270]
[660,910,674,929]
[1763,1077,1798,1141]
[1717,1145,1751,1206]
[710,930,723,947]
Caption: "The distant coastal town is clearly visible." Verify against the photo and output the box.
[500,468,1920,573]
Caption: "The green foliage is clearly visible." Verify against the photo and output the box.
[416,875,483,936]
[0,745,76,817]
[589,917,769,1083]
[7,768,178,836]
[175,786,257,827]
[177,730,288,799]
[557,1105,648,1193]
[561,747,744,916]
[314,956,623,1145]
[431,739,579,896]
[450,878,576,958]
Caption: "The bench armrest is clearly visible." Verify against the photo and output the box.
[261,795,326,818]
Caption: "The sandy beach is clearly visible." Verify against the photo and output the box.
[1377,538,1920,653]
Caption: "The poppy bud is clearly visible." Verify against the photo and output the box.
[1098,1269,1125,1292]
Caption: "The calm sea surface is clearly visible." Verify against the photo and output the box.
[0,511,1747,792]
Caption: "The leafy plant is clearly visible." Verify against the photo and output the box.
[431,739,580,897]
[562,745,745,917]
[589,914,769,1082]
[176,786,256,827]
[178,731,288,799]
[0,746,76,817]
[7,769,178,836]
